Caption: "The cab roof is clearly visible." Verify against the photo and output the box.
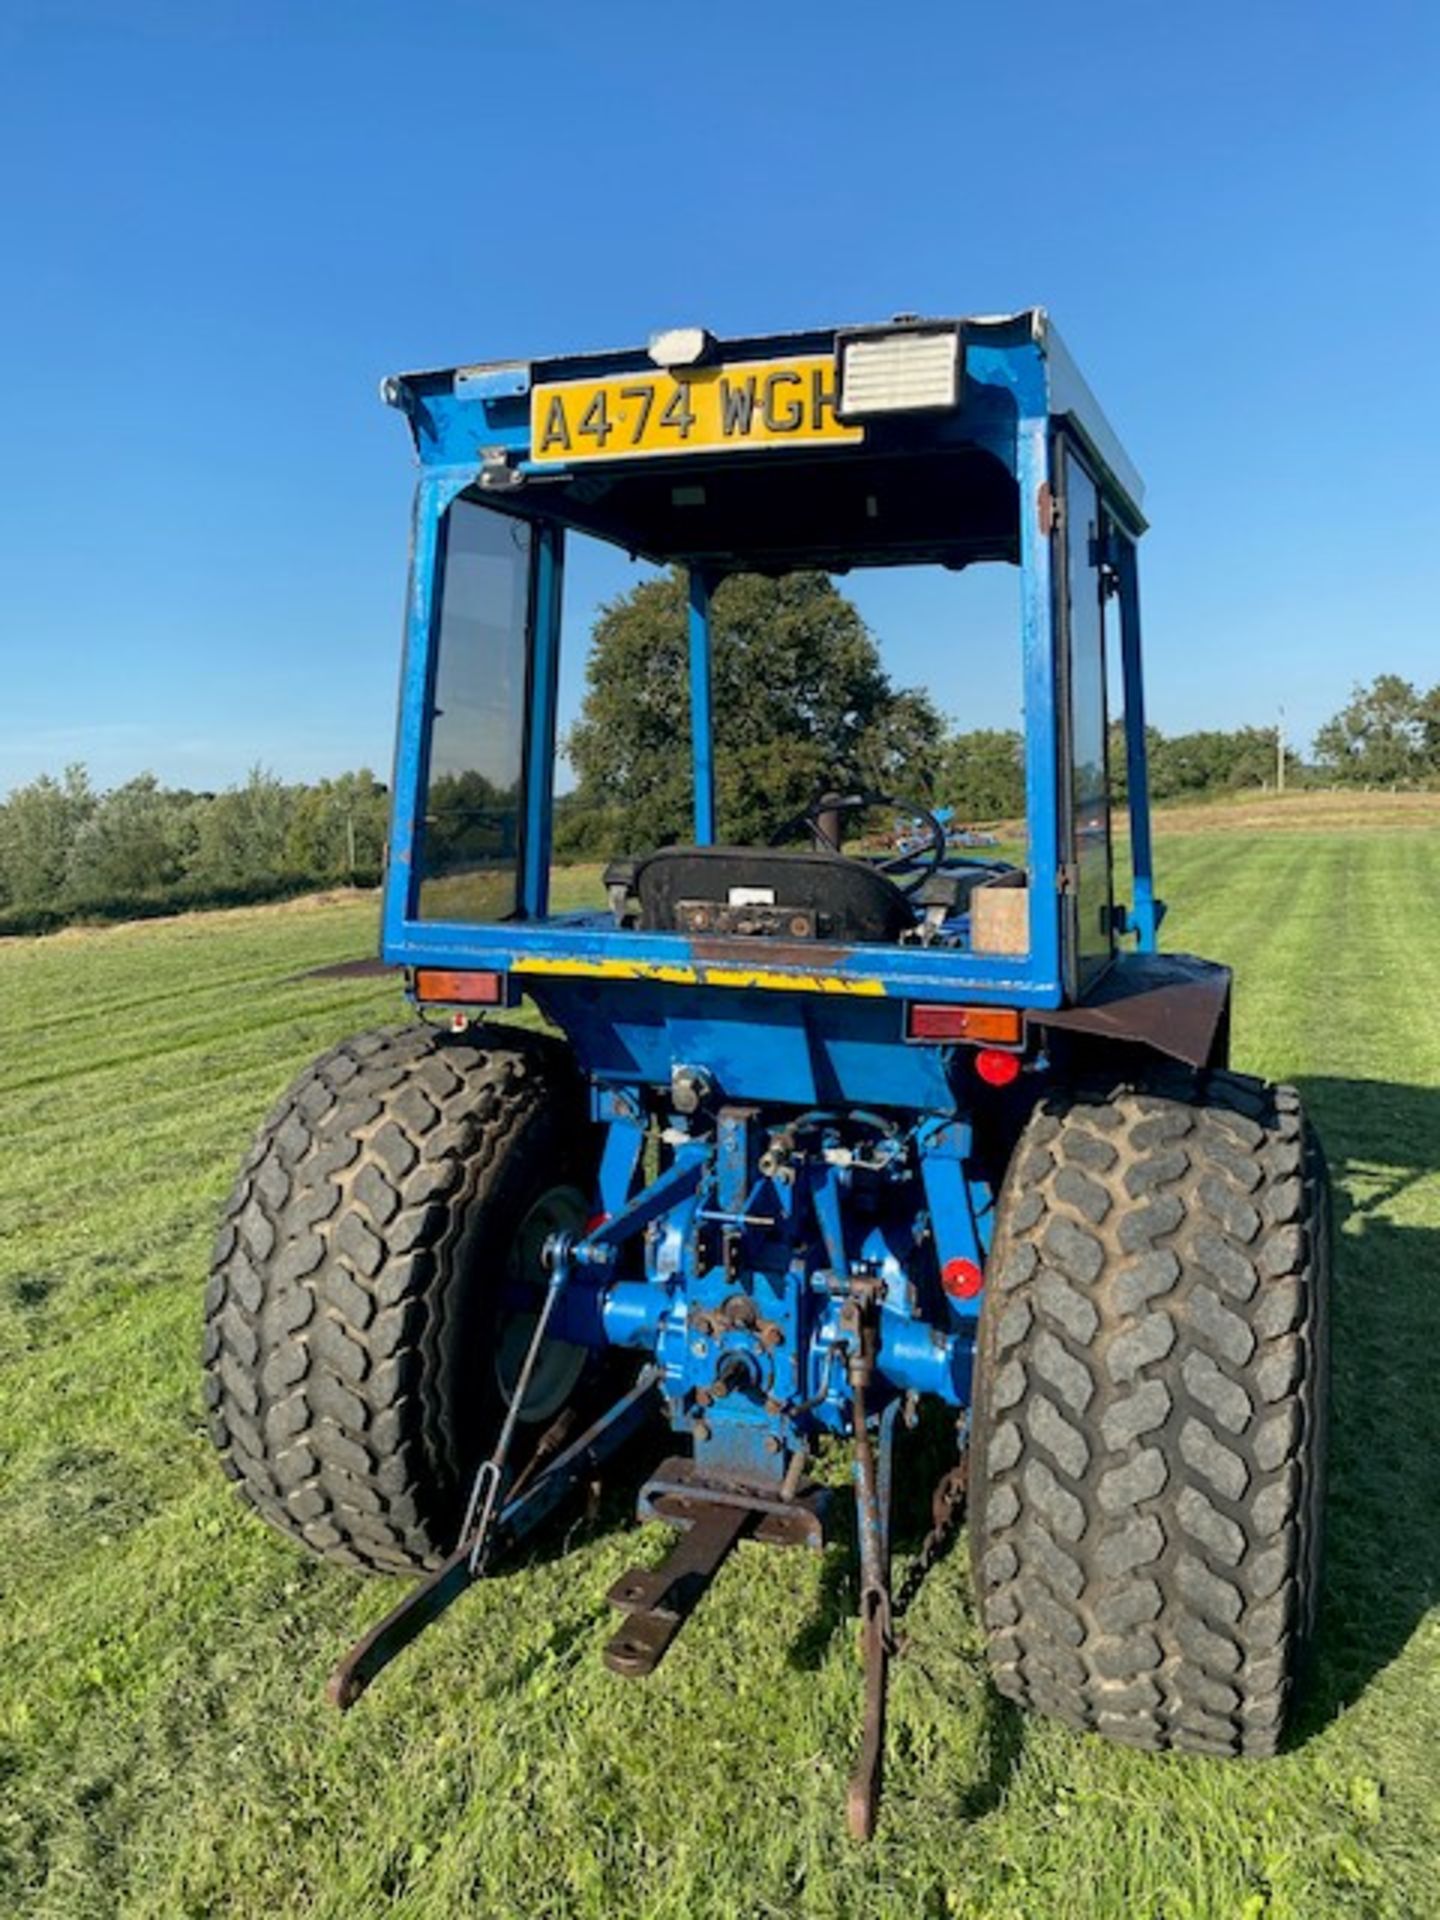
[385,309,1146,563]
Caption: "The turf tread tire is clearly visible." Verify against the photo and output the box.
[969,1067,1329,1757]
[203,1022,588,1575]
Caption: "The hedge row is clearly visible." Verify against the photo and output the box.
[0,868,383,939]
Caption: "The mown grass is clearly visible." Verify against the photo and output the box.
[1,817,1438,1919]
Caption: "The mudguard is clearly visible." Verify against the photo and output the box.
[1035,951,1232,1069]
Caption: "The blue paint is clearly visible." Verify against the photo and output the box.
[593,1086,646,1216]
[387,916,1061,1006]
[382,467,470,941]
[532,979,956,1113]
[546,1101,973,1471]
[376,314,1159,1470]
[688,569,716,845]
[1015,405,1063,999]
[453,363,531,400]
[378,326,1129,1012]
[1112,531,1164,949]
[916,1116,989,1327]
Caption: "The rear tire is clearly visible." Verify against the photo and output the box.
[969,1068,1329,1756]
[203,1023,598,1575]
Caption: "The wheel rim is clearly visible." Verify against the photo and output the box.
[493,1183,591,1423]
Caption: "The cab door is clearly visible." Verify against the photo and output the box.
[1058,439,1115,994]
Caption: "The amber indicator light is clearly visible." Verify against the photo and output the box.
[414,969,504,1006]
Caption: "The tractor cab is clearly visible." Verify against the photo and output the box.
[377,310,1224,1080]
[208,314,1328,1845]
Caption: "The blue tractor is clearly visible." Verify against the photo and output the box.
[205,312,1329,1836]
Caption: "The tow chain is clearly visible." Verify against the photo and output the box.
[891,1428,970,1623]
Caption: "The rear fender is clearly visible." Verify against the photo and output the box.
[1034,952,1231,1071]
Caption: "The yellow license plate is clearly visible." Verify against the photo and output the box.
[529,354,864,465]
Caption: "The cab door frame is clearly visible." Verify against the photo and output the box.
[1053,429,1117,999]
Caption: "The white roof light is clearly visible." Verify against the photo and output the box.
[838,326,962,418]
[648,327,715,369]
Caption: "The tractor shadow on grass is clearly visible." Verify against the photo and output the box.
[1287,1075,1440,1745]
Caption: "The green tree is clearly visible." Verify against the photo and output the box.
[1143,726,1299,799]
[1216,725,1288,790]
[1314,675,1426,784]
[283,769,389,882]
[0,765,95,905]
[63,774,197,900]
[1419,684,1440,775]
[1107,721,1302,804]
[564,570,943,848]
[1106,719,1169,803]
[937,729,1025,820]
[188,766,298,887]
[552,788,623,859]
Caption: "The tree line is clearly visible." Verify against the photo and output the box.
[3,565,1433,933]
[0,766,389,934]
[937,678,1440,822]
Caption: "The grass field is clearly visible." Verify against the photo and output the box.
[2,798,1438,1919]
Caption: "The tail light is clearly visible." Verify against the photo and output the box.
[904,1003,1022,1046]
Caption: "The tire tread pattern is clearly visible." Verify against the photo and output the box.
[203,1023,581,1575]
[969,1067,1329,1756]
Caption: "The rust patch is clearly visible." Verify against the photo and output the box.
[689,935,850,972]
[1038,953,1232,1068]
[1037,480,1056,537]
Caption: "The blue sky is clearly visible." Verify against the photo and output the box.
[1,0,1436,797]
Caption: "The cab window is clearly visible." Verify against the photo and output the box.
[417,500,533,922]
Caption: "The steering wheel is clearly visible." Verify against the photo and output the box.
[768,788,948,898]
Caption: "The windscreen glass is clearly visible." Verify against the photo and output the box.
[417,499,532,921]
[551,553,1029,956]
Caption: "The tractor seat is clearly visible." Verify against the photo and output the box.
[623,845,915,945]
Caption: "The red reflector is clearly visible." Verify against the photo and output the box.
[975,1047,1022,1087]
[906,1003,1023,1045]
[584,1211,610,1235]
[942,1257,985,1300]
[414,968,504,1006]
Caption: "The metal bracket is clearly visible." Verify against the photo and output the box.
[603,1456,828,1678]
[604,1498,752,1678]
[636,1454,827,1547]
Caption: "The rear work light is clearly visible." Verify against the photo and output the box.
[413,969,505,1006]
[905,1003,1022,1046]
[837,324,962,419]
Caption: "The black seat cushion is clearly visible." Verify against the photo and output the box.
[631,845,914,945]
